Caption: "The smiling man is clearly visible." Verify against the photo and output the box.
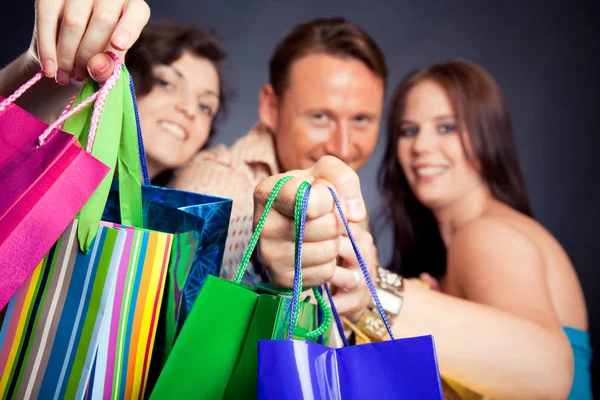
[171,18,387,283]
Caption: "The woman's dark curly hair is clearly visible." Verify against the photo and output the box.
[126,21,230,185]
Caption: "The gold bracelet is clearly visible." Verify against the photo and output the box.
[412,277,431,290]
[344,267,404,342]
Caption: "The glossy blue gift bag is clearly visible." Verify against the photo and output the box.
[97,74,233,387]
[257,185,444,400]
[104,182,233,319]
[258,335,443,399]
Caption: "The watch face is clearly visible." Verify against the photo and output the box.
[374,287,403,315]
[378,268,403,293]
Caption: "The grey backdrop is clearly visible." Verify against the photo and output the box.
[3,0,598,393]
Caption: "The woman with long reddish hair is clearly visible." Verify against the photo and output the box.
[377,59,591,399]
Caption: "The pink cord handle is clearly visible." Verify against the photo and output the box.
[39,52,121,152]
[0,52,122,153]
[0,71,45,114]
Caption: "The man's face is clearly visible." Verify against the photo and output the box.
[259,53,385,172]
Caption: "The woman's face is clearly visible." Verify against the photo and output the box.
[396,80,483,210]
[137,51,220,177]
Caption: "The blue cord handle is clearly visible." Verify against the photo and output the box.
[324,283,349,347]
[288,184,312,340]
[128,72,150,185]
[288,183,396,345]
[327,186,395,342]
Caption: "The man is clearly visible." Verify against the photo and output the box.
[0,9,382,320]
[171,18,387,292]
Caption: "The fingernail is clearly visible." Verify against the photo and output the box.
[90,58,110,76]
[344,198,363,218]
[42,59,56,78]
[72,66,87,82]
[111,30,131,49]
[55,70,70,85]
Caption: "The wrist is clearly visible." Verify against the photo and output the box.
[351,267,404,342]
[372,267,404,315]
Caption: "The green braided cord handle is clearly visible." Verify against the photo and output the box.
[291,181,310,330]
[234,175,293,284]
[249,180,331,339]
[253,284,330,339]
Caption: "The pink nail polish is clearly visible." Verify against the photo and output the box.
[42,59,56,78]
[91,58,110,76]
[55,70,70,85]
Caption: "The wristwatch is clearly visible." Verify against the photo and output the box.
[373,267,404,316]
[354,267,404,341]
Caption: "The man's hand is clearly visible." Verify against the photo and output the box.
[255,156,375,319]
[327,222,378,320]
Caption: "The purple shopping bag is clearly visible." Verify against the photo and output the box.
[0,69,119,310]
[257,185,444,399]
[258,336,443,399]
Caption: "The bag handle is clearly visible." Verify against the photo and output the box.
[128,73,151,185]
[236,175,293,283]
[0,52,121,153]
[0,71,45,112]
[235,177,331,340]
[286,182,331,340]
[62,63,143,250]
[286,184,395,345]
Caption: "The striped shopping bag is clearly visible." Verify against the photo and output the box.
[0,220,172,400]
[84,223,171,400]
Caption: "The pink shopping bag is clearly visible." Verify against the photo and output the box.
[0,69,119,310]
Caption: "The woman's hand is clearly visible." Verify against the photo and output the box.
[30,0,150,83]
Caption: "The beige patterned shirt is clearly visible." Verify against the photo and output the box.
[170,124,279,284]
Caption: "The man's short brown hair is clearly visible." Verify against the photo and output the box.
[269,18,388,97]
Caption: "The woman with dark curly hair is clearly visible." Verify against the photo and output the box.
[0,12,229,187]
[126,21,230,185]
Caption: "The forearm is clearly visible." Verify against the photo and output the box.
[0,52,81,123]
[393,280,573,400]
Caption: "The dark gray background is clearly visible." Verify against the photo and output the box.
[4,0,598,393]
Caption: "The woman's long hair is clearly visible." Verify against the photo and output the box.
[378,59,533,278]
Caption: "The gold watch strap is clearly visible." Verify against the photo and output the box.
[354,309,392,342]
[340,316,372,345]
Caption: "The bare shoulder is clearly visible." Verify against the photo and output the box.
[450,216,542,264]
[447,216,546,295]
[447,209,587,329]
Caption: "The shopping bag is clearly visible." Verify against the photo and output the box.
[148,177,331,400]
[0,218,172,400]
[84,222,173,400]
[103,183,232,358]
[0,55,169,400]
[257,185,444,399]
[81,66,230,400]
[140,184,232,323]
[91,187,231,400]
[0,71,113,310]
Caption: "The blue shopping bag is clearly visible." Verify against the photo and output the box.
[104,182,232,321]
[257,185,444,399]
[95,73,232,392]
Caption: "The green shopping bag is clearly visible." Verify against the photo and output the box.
[149,177,331,400]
